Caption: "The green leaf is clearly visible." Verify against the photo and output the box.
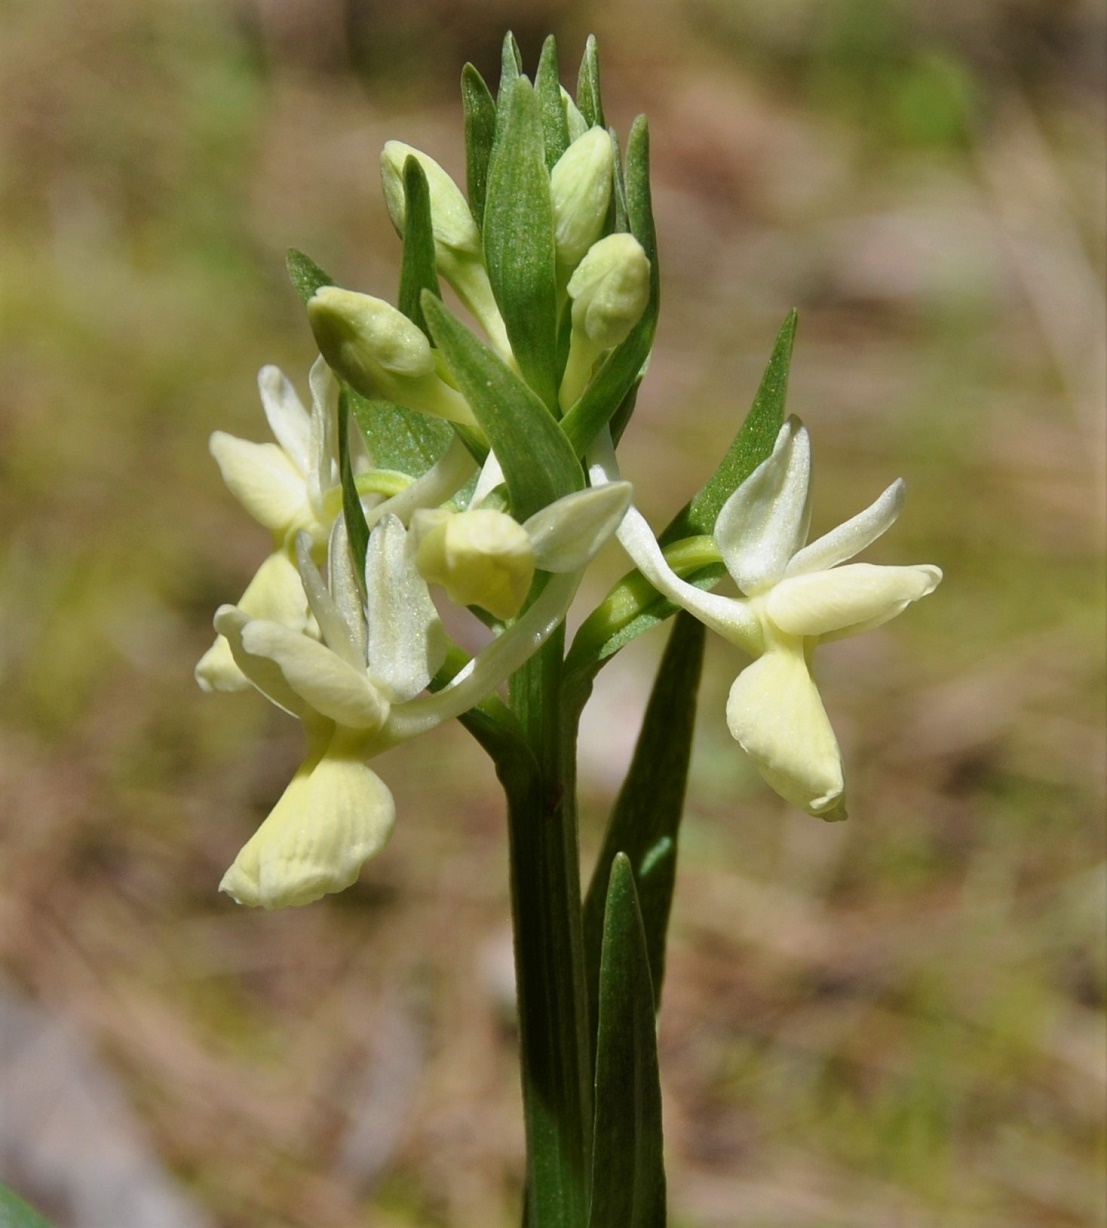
[423,294,583,518]
[584,613,704,1038]
[461,63,496,231]
[483,76,560,411]
[0,1182,55,1228]
[347,389,453,478]
[662,309,797,544]
[576,35,605,130]
[497,31,523,109]
[588,854,667,1228]
[535,35,571,169]
[560,117,659,454]
[338,388,369,576]
[396,156,440,334]
[286,248,334,304]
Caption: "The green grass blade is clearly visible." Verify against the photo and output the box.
[588,854,667,1228]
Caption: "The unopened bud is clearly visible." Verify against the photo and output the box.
[308,287,475,427]
[567,233,650,351]
[410,508,535,620]
[550,127,614,272]
[380,142,481,257]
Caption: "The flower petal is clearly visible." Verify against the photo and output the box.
[220,729,395,909]
[213,604,312,719]
[240,619,389,730]
[785,479,905,576]
[307,356,341,515]
[210,432,310,534]
[365,515,446,702]
[257,365,312,476]
[767,563,942,638]
[725,646,846,819]
[524,481,633,573]
[196,551,312,692]
[714,419,812,594]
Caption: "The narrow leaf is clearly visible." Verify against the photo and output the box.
[535,35,571,168]
[662,310,797,544]
[423,294,583,518]
[461,63,496,231]
[339,388,369,576]
[348,389,452,478]
[397,156,440,335]
[576,35,605,130]
[584,612,704,1038]
[588,854,666,1228]
[286,248,334,304]
[0,1182,56,1227]
[483,76,560,410]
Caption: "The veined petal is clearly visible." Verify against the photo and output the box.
[725,646,846,820]
[220,729,395,909]
[196,551,312,692]
[768,563,942,638]
[714,419,812,594]
[240,619,389,730]
[365,515,446,702]
[214,604,312,719]
[786,480,905,576]
[307,355,341,515]
[257,365,312,476]
[295,531,365,671]
[524,481,633,573]
[210,433,310,534]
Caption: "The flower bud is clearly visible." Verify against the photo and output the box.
[410,508,535,620]
[380,142,481,257]
[308,287,475,427]
[550,127,614,272]
[567,233,651,351]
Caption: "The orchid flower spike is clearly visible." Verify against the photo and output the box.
[600,419,941,820]
[195,358,344,692]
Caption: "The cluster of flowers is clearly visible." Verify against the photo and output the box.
[198,96,940,910]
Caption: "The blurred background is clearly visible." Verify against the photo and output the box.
[0,0,1104,1225]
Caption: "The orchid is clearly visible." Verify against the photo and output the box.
[212,476,630,907]
[594,418,942,819]
[195,357,343,691]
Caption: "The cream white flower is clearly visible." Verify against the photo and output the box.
[196,358,342,692]
[214,501,594,908]
[593,419,941,820]
[408,482,633,620]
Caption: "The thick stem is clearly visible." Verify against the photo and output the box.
[505,619,593,1227]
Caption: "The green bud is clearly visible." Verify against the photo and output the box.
[567,233,651,351]
[308,287,476,428]
[380,141,481,257]
[550,127,614,272]
[559,233,651,411]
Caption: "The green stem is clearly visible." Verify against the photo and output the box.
[506,619,593,1227]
